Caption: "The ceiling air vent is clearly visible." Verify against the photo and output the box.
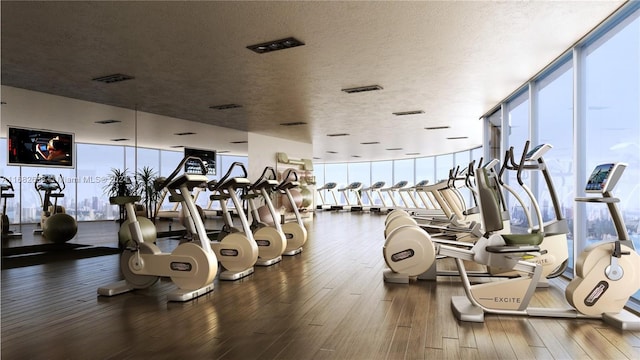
[174,132,196,136]
[393,110,424,116]
[406,152,420,156]
[341,85,383,94]
[92,73,134,84]
[209,104,242,110]
[386,148,403,151]
[218,150,230,154]
[360,141,380,145]
[280,122,307,126]
[230,140,248,144]
[326,151,338,154]
[424,126,450,130]
[313,157,321,160]
[170,145,185,148]
[327,133,350,137]
[110,138,129,142]
[95,119,121,125]
[352,155,361,158]
[447,136,468,140]
[247,37,305,54]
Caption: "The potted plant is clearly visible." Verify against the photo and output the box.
[103,168,136,224]
[136,166,162,221]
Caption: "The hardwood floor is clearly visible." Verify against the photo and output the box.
[2,211,639,359]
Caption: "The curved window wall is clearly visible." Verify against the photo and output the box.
[482,2,639,303]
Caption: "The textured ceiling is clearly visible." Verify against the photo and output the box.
[0,1,624,162]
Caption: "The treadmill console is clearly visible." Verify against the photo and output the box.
[585,163,626,193]
[525,144,552,161]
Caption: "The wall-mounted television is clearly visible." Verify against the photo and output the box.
[7,127,75,168]
[184,147,216,175]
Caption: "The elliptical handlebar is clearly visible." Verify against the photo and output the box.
[0,176,14,191]
[209,162,249,191]
[34,174,64,192]
[154,155,208,191]
[515,140,530,186]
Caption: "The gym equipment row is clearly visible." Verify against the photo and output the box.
[98,157,308,301]
[382,144,640,330]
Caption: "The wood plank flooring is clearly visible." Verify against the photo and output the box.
[2,211,640,359]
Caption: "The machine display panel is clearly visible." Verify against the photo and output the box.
[585,163,615,193]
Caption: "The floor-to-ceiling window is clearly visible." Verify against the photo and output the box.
[324,163,348,205]
[506,91,531,231]
[347,162,370,205]
[583,11,640,253]
[371,161,393,206]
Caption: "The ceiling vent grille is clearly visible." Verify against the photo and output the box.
[393,110,424,116]
[341,85,383,94]
[174,132,196,136]
[326,151,338,154]
[110,138,129,142]
[280,122,307,126]
[406,152,420,156]
[95,119,121,125]
[230,140,248,144]
[209,104,242,110]
[386,148,403,151]
[218,150,230,154]
[424,126,450,130]
[170,145,185,148]
[327,133,350,137]
[352,155,361,158]
[247,37,305,54]
[447,136,468,140]
[360,141,380,145]
[92,73,134,84]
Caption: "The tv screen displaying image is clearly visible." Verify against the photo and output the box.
[8,127,75,168]
[184,147,216,175]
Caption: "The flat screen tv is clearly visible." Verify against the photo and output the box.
[7,127,75,168]
[184,147,216,175]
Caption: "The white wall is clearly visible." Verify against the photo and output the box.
[247,132,312,181]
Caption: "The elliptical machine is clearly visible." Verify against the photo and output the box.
[33,174,77,243]
[1,176,22,239]
[98,156,218,302]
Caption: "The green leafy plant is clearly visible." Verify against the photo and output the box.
[136,166,162,220]
[103,168,136,223]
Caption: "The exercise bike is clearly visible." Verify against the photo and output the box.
[277,168,308,256]
[208,162,259,280]
[1,176,22,240]
[98,156,218,302]
[33,174,77,243]
[243,166,287,266]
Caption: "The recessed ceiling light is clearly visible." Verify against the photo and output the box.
[95,119,121,125]
[170,145,185,148]
[247,37,305,54]
[360,141,380,145]
[110,138,129,142]
[327,133,350,137]
[92,73,134,84]
[393,110,424,116]
[326,151,338,154]
[447,136,468,140]
[174,132,196,136]
[280,122,307,126]
[230,140,248,144]
[424,126,450,130]
[341,85,383,94]
[209,104,242,110]
[386,148,403,151]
